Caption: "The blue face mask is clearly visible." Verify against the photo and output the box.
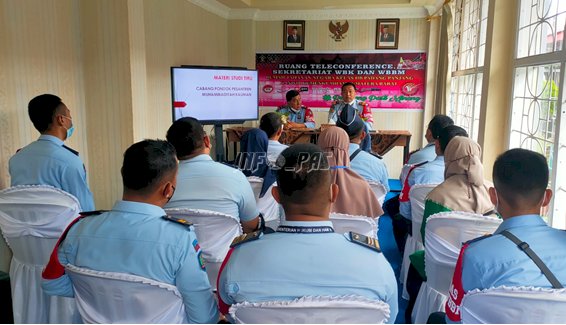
[66,125,75,139]
[61,115,74,139]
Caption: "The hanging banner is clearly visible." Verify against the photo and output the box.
[256,52,426,109]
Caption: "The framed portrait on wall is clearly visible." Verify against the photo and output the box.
[283,20,305,50]
[376,19,400,49]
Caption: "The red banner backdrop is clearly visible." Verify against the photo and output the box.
[256,52,426,109]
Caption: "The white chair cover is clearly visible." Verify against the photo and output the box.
[229,295,390,324]
[330,213,378,238]
[247,176,281,227]
[65,264,187,323]
[399,183,437,299]
[368,181,387,206]
[412,211,501,324]
[0,185,81,323]
[461,286,566,324]
[164,208,242,290]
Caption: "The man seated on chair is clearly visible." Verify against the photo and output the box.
[41,140,218,323]
[9,94,95,211]
[165,117,260,233]
[335,106,389,192]
[259,112,288,165]
[437,148,566,323]
[217,143,398,323]
[404,114,454,167]
[393,125,468,253]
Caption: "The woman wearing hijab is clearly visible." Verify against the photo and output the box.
[318,126,383,218]
[420,135,495,241]
[238,128,276,198]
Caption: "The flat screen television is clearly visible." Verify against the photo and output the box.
[171,66,259,124]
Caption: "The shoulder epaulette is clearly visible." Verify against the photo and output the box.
[414,160,428,168]
[230,231,262,248]
[348,232,381,252]
[79,210,108,216]
[162,215,193,229]
[464,234,492,245]
[62,145,79,156]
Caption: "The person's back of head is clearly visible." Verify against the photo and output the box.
[259,112,283,139]
[166,117,207,159]
[336,105,365,142]
[273,143,336,219]
[121,139,178,206]
[427,115,454,143]
[437,125,468,154]
[28,94,64,133]
[492,148,551,217]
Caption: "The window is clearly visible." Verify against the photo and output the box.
[449,0,489,141]
[510,0,566,227]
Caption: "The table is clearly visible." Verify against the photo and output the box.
[224,127,411,163]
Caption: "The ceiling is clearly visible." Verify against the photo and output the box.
[215,0,440,10]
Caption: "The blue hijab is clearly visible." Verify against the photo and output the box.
[238,128,276,198]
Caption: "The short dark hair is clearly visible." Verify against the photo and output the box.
[428,115,454,139]
[275,143,330,204]
[166,117,205,158]
[121,140,178,194]
[28,94,64,132]
[438,125,468,152]
[260,112,282,138]
[292,26,298,30]
[493,148,548,209]
[286,90,300,102]
[341,82,357,91]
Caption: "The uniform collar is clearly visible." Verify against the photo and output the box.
[346,99,356,106]
[349,143,360,151]
[290,106,301,114]
[494,214,547,234]
[112,200,166,217]
[434,155,444,163]
[279,220,334,228]
[425,142,435,148]
[183,154,213,163]
[38,134,64,146]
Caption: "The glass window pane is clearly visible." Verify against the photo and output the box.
[517,0,566,58]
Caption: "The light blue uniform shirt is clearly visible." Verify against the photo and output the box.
[9,135,95,211]
[462,214,566,291]
[165,154,259,222]
[348,143,389,192]
[42,200,218,323]
[218,220,398,323]
[276,106,316,129]
[406,142,436,165]
[267,140,288,165]
[399,155,444,219]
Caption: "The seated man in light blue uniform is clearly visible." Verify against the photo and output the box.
[9,94,95,211]
[335,107,389,192]
[41,140,218,323]
[276,90,316,129]
[400,114,453,182]
[259,112,288,165]
[441,148,566,323]
[165,117,260,233]
[217,143,398,323]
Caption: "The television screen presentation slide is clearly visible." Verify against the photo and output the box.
[172,67,258,123]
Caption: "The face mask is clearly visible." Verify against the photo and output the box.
[61,115,74,139]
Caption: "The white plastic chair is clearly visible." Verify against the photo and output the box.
[330,213,378,238]
[65,264,187,323]
[0,185,81,323]
[461,286,566,324]
[412,211,501,324]
[229,295,391,324]
[368,181,387,206]
[247,176,281,229]
[399,183,437,299]
[164,208,242,290]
